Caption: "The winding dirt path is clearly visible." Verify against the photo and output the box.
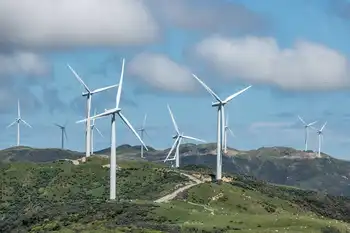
[154,172,204,203]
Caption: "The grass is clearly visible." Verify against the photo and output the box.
[2,157,350,232]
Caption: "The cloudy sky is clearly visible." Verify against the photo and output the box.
[1,0,350,159]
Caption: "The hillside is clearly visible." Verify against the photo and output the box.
[96,144,350,197]
[2,144,350,197]
[1,159,350,232]
[0,146,82,162]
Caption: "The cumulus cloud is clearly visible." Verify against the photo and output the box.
[128,53,196,92]
[148,0,267,33]
[0,51,48,76]
[194,36,350,91]
[0,0,159,49]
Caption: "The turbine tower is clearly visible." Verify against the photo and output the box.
[77,58,148,200]
[7,100,32,146]
[314,122,327,158]
[164,104,206,168]
[90,109,104,155]
[298,115,317,151]
[54,123,68,149]
[192,74,251,181]
[224,113,235,154]
[67,64,118,159]
[137,114,149,158]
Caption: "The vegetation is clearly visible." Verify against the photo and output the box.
[2,155,350,232]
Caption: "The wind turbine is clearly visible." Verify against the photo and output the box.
[54,122,68,149]
[77,58,148,200]
[90,109,104,155]
[137,114,150,158]
[313,122,327,158]
[67,64,118,159]
[298,115,317,151]
[164,104,206,168]
[192,74,251,181]
[224,113,235,154]
[7,100,32,146]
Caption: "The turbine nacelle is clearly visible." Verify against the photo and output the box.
[212,101,224,107]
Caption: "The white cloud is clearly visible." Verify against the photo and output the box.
[194,36,350,90]
[128,53,196,92]
[0,0,159,49]
[0,51,48,76]
[148,0,266,33]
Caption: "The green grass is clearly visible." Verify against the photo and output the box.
[2,157,350,232]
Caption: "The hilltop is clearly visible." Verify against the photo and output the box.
[1,144,350,197]
[1,158,350,232]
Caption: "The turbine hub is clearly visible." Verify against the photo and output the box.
[212,101,224,107]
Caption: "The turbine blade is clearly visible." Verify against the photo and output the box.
[142,113,147,129]
[144,130,152,141]
[67,64,91,93]
[54,123,62,128]
[64,129,68,140]
[298,115,306,125]
[320,121,327,131]
[91,84,119,95]
[226,113,229,126]
[223,85,252,104]
[76,108,116,123]
[21,119,32,128]
[307,121,318,127]
[17,99,21,118]
[192,73,222,102]
[7,120,17,128]
[167,104,180,134]
[182,135,206,143]
[118,112,148,151]
[228,128,235,137]
[164,137,180,162]
[116,58,125,108]
[95,126,104,138]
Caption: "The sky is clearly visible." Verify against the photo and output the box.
[1,0,350,159]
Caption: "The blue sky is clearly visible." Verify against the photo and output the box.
[1,0,350,159]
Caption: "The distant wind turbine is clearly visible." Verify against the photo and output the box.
[67,64,118,159]
[137,114,150,158]
[192,74,251,181]
[164,104,206,168]
[7,100,32,146]
[77,58,148,200]
[298,115,317,151]
[223,113,235,154]
[54,122,68,149]
[313,122,327,158]
[90,109,104,155]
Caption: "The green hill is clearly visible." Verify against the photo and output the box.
[1,158,350,232]
[2,144,350,198]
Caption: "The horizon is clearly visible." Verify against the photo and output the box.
[1,0,350,159]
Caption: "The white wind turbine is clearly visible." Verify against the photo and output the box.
[164,104,206,168]
[77,58,148,200]
[192,74,251,181]
[313,122,327,158]
[7,100,32,146]
[90,109,104,155]
[224,113,235,154]
[298,115,317,151]
[54,122,68,149]
[67,64,118,159]
[137,114,150,158]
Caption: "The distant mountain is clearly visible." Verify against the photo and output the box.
[2,143,350,197]
[0,146,82,163]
